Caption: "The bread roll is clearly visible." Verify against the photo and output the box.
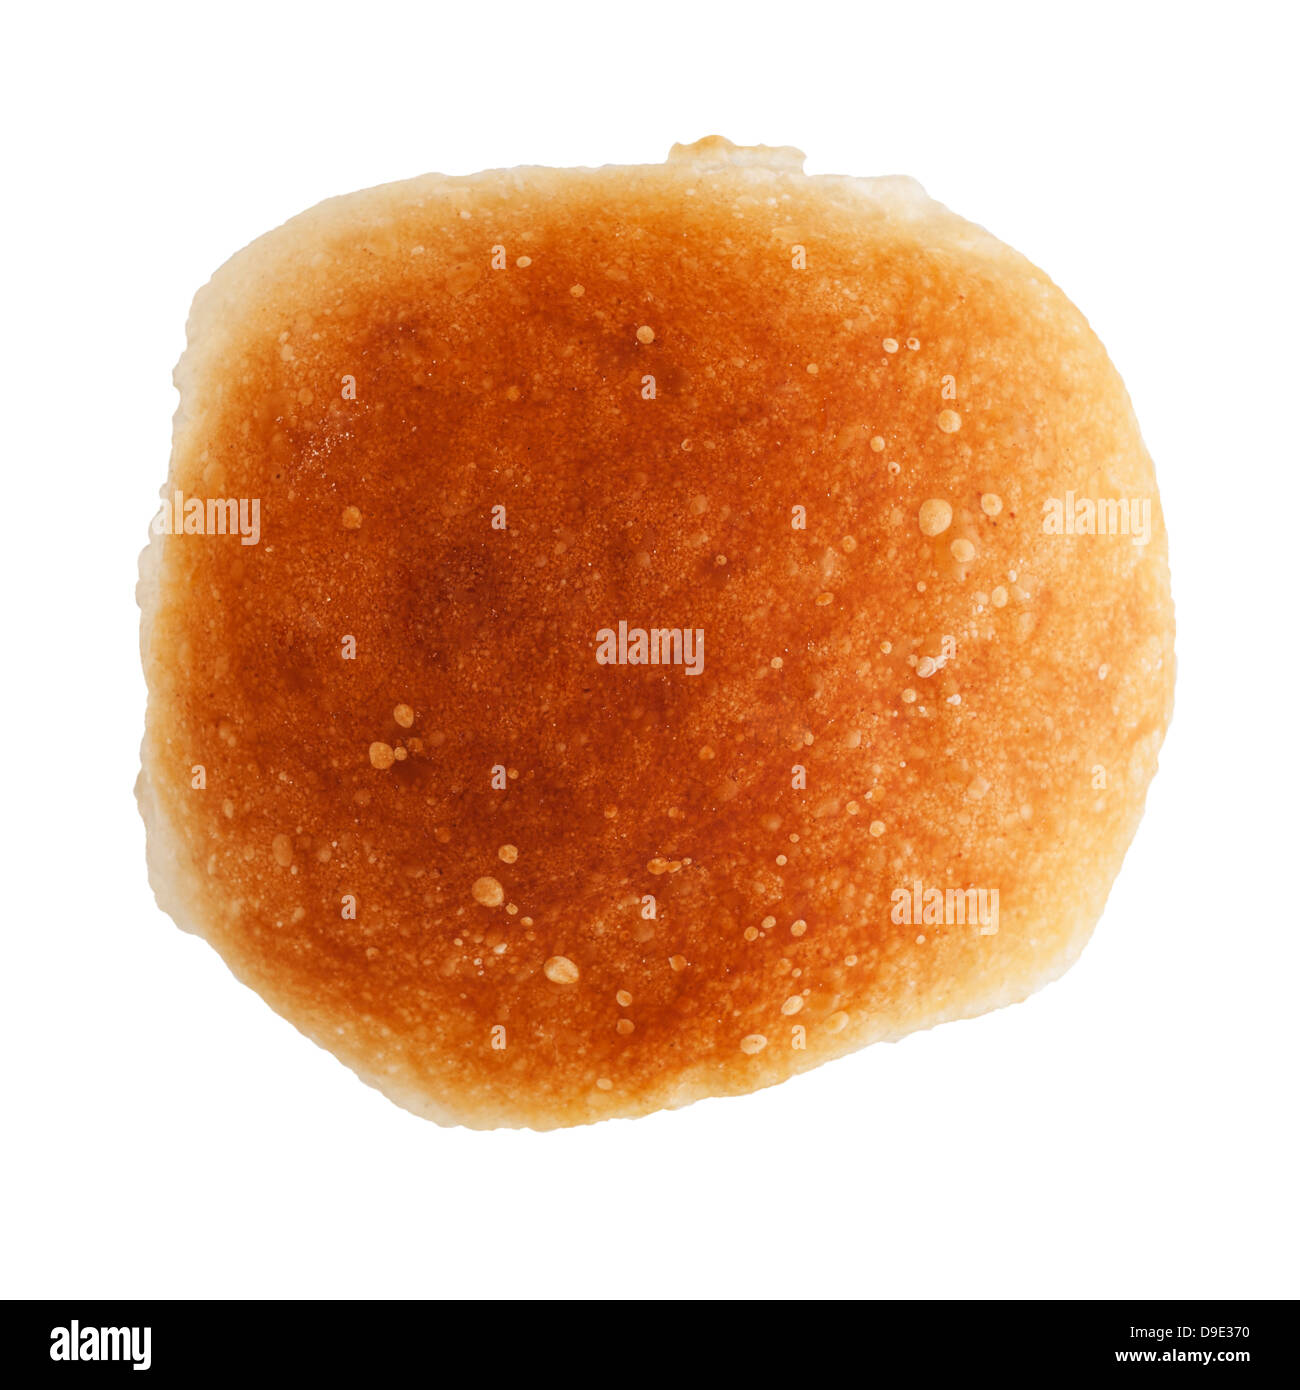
[138,136,1174,1129]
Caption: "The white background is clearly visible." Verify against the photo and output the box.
[3,1,1297,1300]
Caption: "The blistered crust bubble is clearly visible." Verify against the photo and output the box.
[138,138,1174,1129]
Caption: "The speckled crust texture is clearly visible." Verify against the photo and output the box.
[138,137,1174,1129]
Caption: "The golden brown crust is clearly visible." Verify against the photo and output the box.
[138,137,1174,1129]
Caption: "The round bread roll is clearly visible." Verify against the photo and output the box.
[138,136,1174,1129]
